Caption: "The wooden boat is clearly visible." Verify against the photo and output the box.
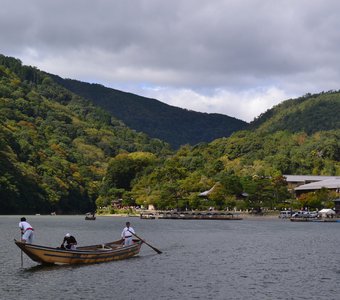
[290,217,338,222]
[140,213,156,219]
[14,239,142,265]
[290,217,310,222]
[85,213,96,220]
[309,219,338,222]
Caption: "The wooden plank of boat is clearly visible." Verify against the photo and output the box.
[290,217,310,222]
[14,239,142,265]
[309,218,338,222]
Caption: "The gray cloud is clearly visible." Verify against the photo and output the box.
[1,0,340,121]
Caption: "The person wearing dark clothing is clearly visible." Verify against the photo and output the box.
[61,233,77,250]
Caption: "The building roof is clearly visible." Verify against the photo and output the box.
[284,175,337,183]
[294,178,340,191]
[318,208,335,214]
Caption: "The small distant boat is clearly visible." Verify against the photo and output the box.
[85,213,96,220]
[140,213,156,219]
[14,239,142,265]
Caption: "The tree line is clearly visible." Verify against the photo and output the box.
[0,55,170,214]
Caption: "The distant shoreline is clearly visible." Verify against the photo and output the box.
[97,212,281,220]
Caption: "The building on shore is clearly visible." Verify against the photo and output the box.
[292,177,340,196]
[284,175,338,191]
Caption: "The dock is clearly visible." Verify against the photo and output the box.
[140,211,243,220]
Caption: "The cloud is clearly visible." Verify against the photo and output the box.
[136,86,292,122]
[1,0,340,120]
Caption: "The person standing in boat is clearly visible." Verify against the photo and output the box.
[19,217,34,244]
[121,222,135,246]
[61,233,77,250]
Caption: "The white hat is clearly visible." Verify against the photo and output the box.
[65,233,71,237]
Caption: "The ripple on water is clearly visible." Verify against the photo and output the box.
[1,216,339,300]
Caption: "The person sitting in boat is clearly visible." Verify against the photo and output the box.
[121,222,135,246]
[19,217,34,244]
[61,233,77,250]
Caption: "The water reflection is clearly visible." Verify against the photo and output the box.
[23,263,83,273]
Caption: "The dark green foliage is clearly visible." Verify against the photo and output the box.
[104,152,157,190]
[2,54,340,213]
[250,91,340,134]
[49,75,248,149]
[0,54,171,214]
[131,128,340,210]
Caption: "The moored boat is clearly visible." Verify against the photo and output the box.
[290,217,338,222]
[14,239,142,265]
[290,217,311,222]
[309,218,339,222]
[85,212,96,220]
[140,213,156,219]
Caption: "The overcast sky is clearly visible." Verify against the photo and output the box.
[2,0,340,122]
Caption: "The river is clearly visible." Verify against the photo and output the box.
[0,215,339,300]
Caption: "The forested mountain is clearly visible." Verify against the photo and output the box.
[249,91,340,133]
[126,94,340,211]
[128,129,340,211]
[49,75,248,149]
[0,54,171,214]
[1,54,340,215]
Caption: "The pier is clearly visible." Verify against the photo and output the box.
[140,211,243,220]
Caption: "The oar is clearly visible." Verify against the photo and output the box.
[128,230,162,254]
[20,234,23,267]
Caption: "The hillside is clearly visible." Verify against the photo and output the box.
[129,129,340,211]
[249,91,340,133]
[49,75,248,149]
[0,54,171,214]
[127,94,340,211]
[2,53,340,215]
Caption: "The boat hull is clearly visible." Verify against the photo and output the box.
[290,217,338,222]
[14,239,142,265]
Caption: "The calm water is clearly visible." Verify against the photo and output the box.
[0,215,339,300]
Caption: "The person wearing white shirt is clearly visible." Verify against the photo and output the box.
[121,222,135,246]
[19,217,34,243]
